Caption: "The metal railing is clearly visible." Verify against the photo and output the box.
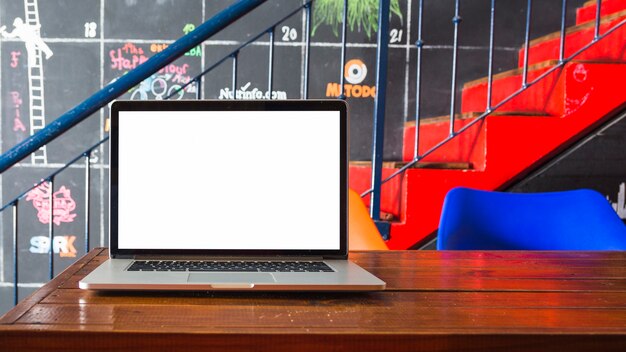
[0,0,267,173]
[361,0,626,200]
[0,0,268,308]
[1,138,107,305]
[1,0,388,308]
[164,1,315,101]
[2,0,625,308]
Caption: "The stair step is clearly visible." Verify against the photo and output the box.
[350,161,472,170]
[402,113,486,165]
[405,111,546,128]
[461,59,562,115]
[405,113,478,127]
[519,9,626,67]
[577,0,626,25]
[463,60,558,90]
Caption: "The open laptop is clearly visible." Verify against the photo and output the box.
[79,99,385,291]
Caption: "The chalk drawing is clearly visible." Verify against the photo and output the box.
[0,17,53,66]
[26,183,77,226]
[10,91,26,133]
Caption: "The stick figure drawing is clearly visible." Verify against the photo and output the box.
[1,17,53,66]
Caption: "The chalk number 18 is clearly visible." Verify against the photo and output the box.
[84,22,97,38]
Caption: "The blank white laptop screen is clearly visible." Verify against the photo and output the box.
[116,110,340,250]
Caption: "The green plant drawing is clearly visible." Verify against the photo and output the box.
[312,0,403,39]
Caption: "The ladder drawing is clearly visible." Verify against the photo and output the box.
[25,0,47,164]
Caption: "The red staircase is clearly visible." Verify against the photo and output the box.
[349,0,626,249]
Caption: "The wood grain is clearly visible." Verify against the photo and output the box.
[1,248,626,351]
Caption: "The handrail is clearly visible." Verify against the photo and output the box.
[0,0,266,174]
[360,5,626,199]
[2,1,316,307]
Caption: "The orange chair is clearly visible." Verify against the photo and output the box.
[348,189,389,250]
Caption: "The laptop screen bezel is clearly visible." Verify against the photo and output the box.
[109,99,348,259]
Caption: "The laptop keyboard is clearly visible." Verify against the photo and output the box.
[127,260,334,273]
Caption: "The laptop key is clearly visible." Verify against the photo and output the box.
[127,260,334,273]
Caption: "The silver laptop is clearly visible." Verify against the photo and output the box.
[79,99,385,291]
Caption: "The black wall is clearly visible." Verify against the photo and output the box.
[0,0,597,314]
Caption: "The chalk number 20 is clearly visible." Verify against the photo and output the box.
[281,26,297,41]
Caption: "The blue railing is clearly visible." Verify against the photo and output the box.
[1,138,108,305]
[0,0,381,308]
[165,2,314,101]
[0,0,268,308]
[2,0,626,309]
[0,0,267,173]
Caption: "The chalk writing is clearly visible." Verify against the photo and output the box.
[110,44,148,71]
[281,26,297,41]
[26,183,77,226]
[183,23,195,34]
[84,22,97,38]
[29,235,77,258]
[10,91,26,132]
[181,24,202,56]
[150,43,168,53]
[326,83,376,98]
[219,82,287,100]
[10,51,21,68]
[152,42,201,57]
[389,29,403,43]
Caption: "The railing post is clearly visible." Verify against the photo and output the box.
[195,77,203,100]
[522,0,533,88]
[339,0,348,99]
[369,0,391,239]
[414,0,425,160]
[559,0,568,63]
[232,52,239,99]
[486,0,496,112]
[12,201,18,306]
[594,0,602,40]
[268,28,275,97]
[303,3,312,99]
[449,0,462,136]
[48,177,54,280]
[84,152,91,254]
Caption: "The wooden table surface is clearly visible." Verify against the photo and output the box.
[1,248,626,351]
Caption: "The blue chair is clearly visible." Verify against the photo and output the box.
[437,187,626,250]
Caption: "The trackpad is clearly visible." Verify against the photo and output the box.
[187,273,276,284]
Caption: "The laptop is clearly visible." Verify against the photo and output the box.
[79,99,385,291]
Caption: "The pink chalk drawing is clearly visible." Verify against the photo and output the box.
[10,91,26,132]
[13,116,26,132]
[26,183,77,226]
[10,51,21,68]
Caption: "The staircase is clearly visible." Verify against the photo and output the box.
[349,0,626,249]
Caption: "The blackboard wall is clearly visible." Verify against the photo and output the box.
[0,0,606,314]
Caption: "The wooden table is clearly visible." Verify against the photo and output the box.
[1,248,626,351]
